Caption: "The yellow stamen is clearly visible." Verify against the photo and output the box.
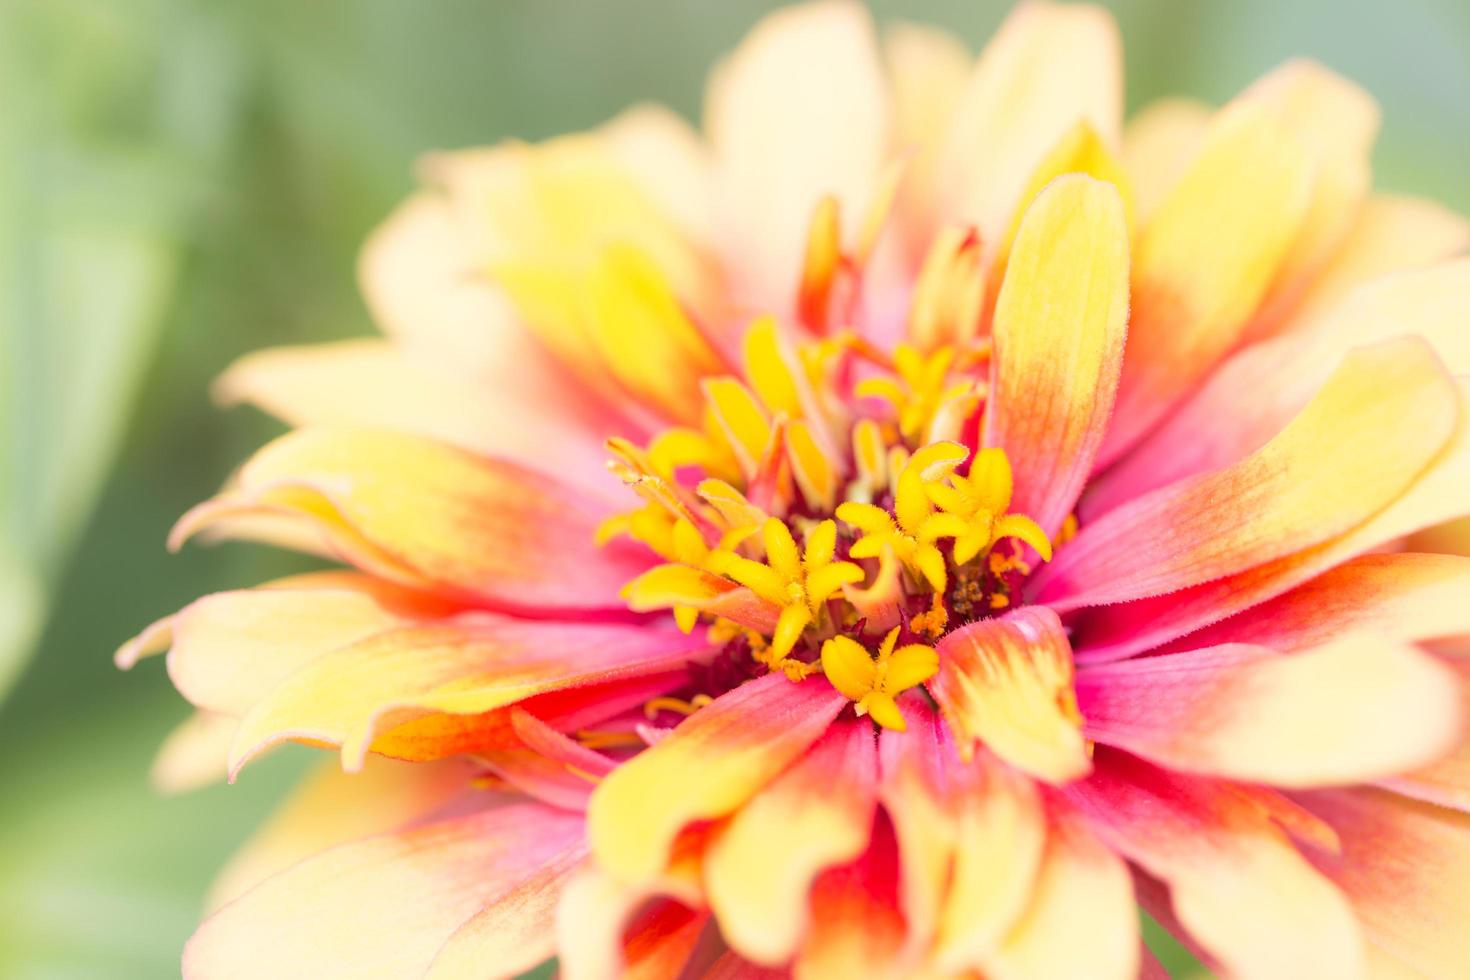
[820,627,938,732]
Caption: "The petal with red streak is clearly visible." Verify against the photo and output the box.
[930,607,1091,784]
[1090,258,1470,513]
[227,616,704,774]
[1299,787,1470,977]
[1038,338,1459,610]
[1157,552,1470,654]
[986,173,1130,536]
[1074,377,1470,661]
[1068,753,1364,979]
[171,427,651,611]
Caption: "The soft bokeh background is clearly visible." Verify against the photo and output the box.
[2,0,1467,975]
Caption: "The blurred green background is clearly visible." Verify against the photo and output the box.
[1,0,1466,975]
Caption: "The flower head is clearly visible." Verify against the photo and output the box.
[121,3,1470,979]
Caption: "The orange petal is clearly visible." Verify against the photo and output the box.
[707,0,889,312]
[1070,753,1364,979]
[986,173,1129,535]
[1090,257,1470,513]
[1039,338,1460,610]
[937,1,1122,247]
[588,673,846,885]
[215,338,611,489]
[1100,97,1315,463]
[205,756,477,912]
[930,607,1090,784]
[1075,374,1470,661]
[982,804,1138,980]
[185,802,584,980]
[1161,552,1470,654]
[705,719,878,965]
[1079,637,1460,787]
[171,428,651,610]
[1300,787,1470,976]
[227,616,704,774]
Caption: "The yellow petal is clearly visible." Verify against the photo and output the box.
[788,420,838,514]
[992,514,1052,562]
[588,674,846,884]
[936,761,1046,971]
[228,618,703,774]
[991,121,1133,285]
[704,721,877,965]
[1120,97,1212,226]
[121,573,461,717]
[805,561,865,607]
[986,174,1129,536]
[771,602,813,660]
[742,315,804,416]
[1102,98,1315,463]
[803,519,838,567]
[984,812,1137,980]
[186,803,584,980]
[1093,257,1470,511]
[931,607,1090,783]
[883,22,972,256]
[582,243,725,424]
[914,543,948,593]
[821,635,878,702]
[1074,756,1363,980]
[150,710,235,795]
[1238,60,1380,338]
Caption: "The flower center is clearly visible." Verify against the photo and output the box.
[600,313,1054,731]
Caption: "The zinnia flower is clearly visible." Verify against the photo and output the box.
[120,3,1470,977]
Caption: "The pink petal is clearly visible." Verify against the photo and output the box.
[1078,638,1460,786]
[1068,753,1364,979]
[1035,337,1459,610]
